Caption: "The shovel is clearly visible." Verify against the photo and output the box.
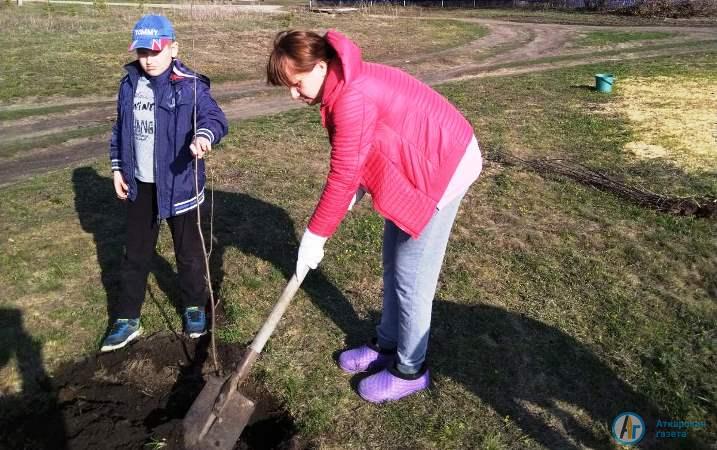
[183,271,305,449]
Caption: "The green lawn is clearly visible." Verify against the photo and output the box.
[377,4,717,27]
[0,52,715,448]
[574,30,675,47]
[0,2,486,102]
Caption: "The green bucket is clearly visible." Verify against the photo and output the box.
[595,73,615,93]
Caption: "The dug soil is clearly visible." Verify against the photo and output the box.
[0,331,300,450]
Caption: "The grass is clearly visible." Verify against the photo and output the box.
[441,49,717,196]
[0,2,486,102]
[478,38,717,73]
[143,437,168,449]
[0,51,715,449]
[574,30,675,47]
[0,103,103,121]
[364,4,717,27]
[0,125,109,159]
[611,73,717,174]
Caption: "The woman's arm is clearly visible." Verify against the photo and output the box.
[308,89,378,237]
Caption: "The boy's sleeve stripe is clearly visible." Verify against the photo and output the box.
[196,128,215,143]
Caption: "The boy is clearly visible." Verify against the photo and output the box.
[103,14,228,352]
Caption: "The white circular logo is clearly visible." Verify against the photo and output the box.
[611,412,646,445]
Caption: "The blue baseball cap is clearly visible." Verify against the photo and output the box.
[128,15,175,52]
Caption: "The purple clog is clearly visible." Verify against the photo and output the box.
[357,366,430,403]
[338,340,395,374]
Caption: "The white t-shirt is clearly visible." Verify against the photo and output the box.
[437,135,482,209]
[133,76,156,183]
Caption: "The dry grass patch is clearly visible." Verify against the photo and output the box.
[610,75,717,173]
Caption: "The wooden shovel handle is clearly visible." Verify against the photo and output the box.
[249,272,304,355]
[216,272,305,405]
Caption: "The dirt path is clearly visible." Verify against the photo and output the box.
[2,17,716,187]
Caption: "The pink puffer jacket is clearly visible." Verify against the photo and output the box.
[308,30,474,239]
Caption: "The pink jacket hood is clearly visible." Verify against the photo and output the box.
[321,30,361,110]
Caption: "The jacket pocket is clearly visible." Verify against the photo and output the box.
[171,165,205,215]
[373,124,435,193]
[363,149,436,239]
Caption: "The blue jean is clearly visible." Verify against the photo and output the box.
[376,189,467,373]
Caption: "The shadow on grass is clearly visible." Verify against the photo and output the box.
[0,308,67,449]
[205,184,366,341]
[67,166,361,447]
[69,167,695,448]
[571,84,597,91]
[429,299,703,449]
[71,166,363,346]
[72,167,197,328]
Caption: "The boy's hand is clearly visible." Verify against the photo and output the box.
[113,171,129,200]
[190,136,212,159]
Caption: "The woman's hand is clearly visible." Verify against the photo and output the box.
[296,228,328,280]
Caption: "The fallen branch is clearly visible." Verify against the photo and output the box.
[491,151,717,219]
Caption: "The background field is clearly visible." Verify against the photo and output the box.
[0,2,715,449]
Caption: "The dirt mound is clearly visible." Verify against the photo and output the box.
[0,331,299,450]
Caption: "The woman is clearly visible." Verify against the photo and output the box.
[267,30,482,403]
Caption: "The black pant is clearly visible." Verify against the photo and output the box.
[117,180,208,318]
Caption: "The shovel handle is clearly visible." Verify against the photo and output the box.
[220,272,305,400]
[249,272,304,354]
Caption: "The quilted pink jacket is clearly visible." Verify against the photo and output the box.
[308,30,474,239]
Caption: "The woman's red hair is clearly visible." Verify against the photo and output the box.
[266,30,336,86]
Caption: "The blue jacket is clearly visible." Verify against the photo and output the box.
[110,59,228,219]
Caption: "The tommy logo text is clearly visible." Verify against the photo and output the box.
[134,28,159,36]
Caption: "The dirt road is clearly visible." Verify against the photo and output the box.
[1,17,716,187]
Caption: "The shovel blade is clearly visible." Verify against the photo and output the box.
[200,392,255,449]
[183,375,256,450]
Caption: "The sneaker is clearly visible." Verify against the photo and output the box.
[183,307,207,338]
[100,319,141,352]
[338,339,396,374]
[357,365,430,404]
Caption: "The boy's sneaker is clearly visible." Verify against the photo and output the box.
[338,339,396,374]
[357,364,430,404]
[100,319,141,352]
[183,307,207,338]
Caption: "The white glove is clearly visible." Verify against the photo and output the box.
[296,228,328,280]
[347,187,366,211]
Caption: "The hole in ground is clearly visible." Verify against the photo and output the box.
[0,331,302,449]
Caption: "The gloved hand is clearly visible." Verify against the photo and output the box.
[296,228,328,280]
[347,187,366,211]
